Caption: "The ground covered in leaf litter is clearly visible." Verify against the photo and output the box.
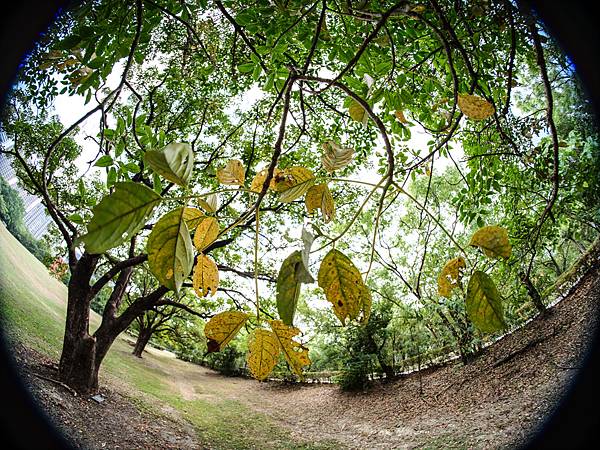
[14,265,600,449]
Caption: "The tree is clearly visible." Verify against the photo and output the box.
[124,268,210,358]
[0,176,51,264]
[1,0,596,393]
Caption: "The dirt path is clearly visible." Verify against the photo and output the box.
[10,265,599,449]
[159,266,599,449]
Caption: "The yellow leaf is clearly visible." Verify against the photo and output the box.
[321,141,354,173]
[437,256,467,298]
[193,253,219,297]
[247,329,280,381]
[273,167,315,203]
[318,249,371,325]
[204,311,249,353]
[349,100,368,124]
[197,193,218,213]
[182,207,205,230]
[469,225,512,259]
[395,110,409,124]
[250,167,281,193]
[217,159,245,185]
[269,320,310,380]
[411,5,426,13]
[193,217,219,251]
[305,184,335,223]
[457,94,495,120]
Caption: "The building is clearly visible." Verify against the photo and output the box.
[0,151,52,239]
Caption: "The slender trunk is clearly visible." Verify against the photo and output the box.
[437,309,472,364]
[519,270,546,313]
[132,326,153,358]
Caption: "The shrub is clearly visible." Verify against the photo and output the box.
[204,346,244,376]
[336,354,373,391]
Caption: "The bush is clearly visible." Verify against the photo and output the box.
[204,346,244,376]
[336,354,373,391]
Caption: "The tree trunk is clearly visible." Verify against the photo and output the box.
[58,253,100,395]
[58,257,168,394]
[377,354,395,379]
[519,271,546,313]
[58,333,99,395]
[132,327,153,358]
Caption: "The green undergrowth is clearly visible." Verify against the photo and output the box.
[0,224,340,450]
[542,236,600,303]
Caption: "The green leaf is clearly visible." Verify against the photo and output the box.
[466,271,506,333]
[123,162,140,173]
[348,100,368,124]
[237,62,255,73]
[144,142,194,186]
[106,167,117,187]
[67,213,84,224]
[317,249,371,325]
[276,251,305,326]
[77,179,86,198]
[147,207,194,292]
[81,182,161,253]
[55,35,81,50]
[94,155,113,167]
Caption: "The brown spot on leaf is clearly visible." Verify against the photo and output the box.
[206,339,220,353]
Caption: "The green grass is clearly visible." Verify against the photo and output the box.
[0,223,339,450]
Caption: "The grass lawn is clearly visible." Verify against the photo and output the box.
[0,223,336,450]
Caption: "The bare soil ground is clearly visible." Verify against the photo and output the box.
[12,265,600,449]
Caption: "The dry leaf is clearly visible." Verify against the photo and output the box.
[217,159,245,185]
[305,184,335,223]
[321,141,354,173]
[247,329,280,381]
[193,217,219,252]
[437,256,467,298]
[204,311,249,353]
[198,193,218,213]
[269,320,311,380]
[250,167,281,193]
[318,249,371,325]
[272,167,315,203]
[349,100,368,124]
[395,110,409,124]
[193,253,219,297]
[457,94,495,120]
[469,225,512,259]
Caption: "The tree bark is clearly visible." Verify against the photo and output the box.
[57,253,168,395]
[519,270,546,313]
[58,253,100,395]
[132,326,153,358]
